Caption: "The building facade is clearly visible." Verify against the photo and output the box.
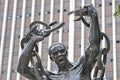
[0,0,120,80]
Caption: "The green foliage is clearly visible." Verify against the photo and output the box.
[114,4,120,16]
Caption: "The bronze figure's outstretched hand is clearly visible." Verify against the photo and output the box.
[30,26,45,43]
[68,5,90,27]
[21,21,65,49]
[29,21,65,43]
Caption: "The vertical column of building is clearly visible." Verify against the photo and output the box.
[16,0,26,80]
[80,0,85,56]
[47,0,54,71]
[6,0,18,80]
[31,0,35,22]
[59,0,64,43]
[59,0,63,42]
[0,0,9,79]
[112,0,117,80]
[68,0,75,62]
[101,0,107,79]
[102,0,106,46]
[38,0,45,57]
[92,0,95,6]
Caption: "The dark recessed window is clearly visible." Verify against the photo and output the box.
[57,10,60,13]
[110,59,113,62]
[7,16,12,20]
[44,11,50,15]
[48,11,50,14]
[99,4,102,7]
[12,70,16,73]
[2,71,4,74]
[35,12,41,15]
[16,15,22,19]
[18,35,20,38]
[64,9,67,12]
[109,3,112,5]
[26,14,31,17]
[116,40,120,43]
[56,30,59,33]
[79,44,81,48]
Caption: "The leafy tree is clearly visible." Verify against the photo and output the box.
[114,4,120,16]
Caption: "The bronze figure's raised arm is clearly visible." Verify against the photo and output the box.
[17,21,65,80]
[68,3,110,80]
[17,3,110,80]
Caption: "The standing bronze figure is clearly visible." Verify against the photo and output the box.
[17,4,110,80]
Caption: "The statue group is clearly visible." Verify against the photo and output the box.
[17,4,110,80]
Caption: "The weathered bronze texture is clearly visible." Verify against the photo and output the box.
[17,4,110,80]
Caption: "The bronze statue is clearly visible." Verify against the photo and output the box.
[17,4,110,80]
